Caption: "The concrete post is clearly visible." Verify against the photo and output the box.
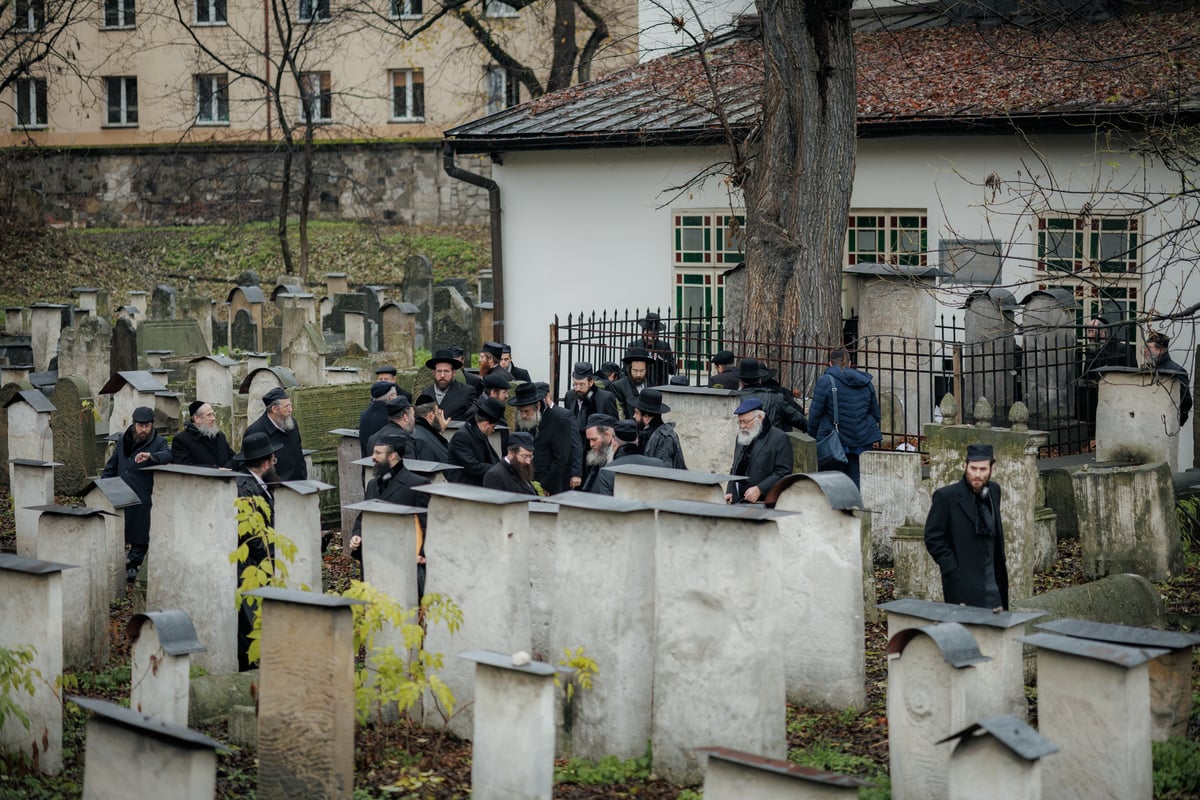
[127,611,206,726]
[7,390,56,462]
[549,492,656,760]
[73,696,223,800]
[246,587,362,800]
[0,365,32,385]
[146,465,241,674]
[346,499,423,609]
[942,715,1057,800]
[1096,369,1183,472]
[344,311,367,350]
[651,499,788,784]
[9,459,58,557]
[191,355,239,410]
[325,366,362,385]
[892,525,944,602]
[860,450,926,562]
[84,477,141,601]
[29,303,69,372]
[699,746,871,799]
[32,505,111,670]
[273,479,334,592]
[526,501,558,662]
[332,428,365,548]
[609,462,740,504]
[656,386,741,474]
[460,650,558,800]
[1072,461,1181,580]
[0,554,72,775]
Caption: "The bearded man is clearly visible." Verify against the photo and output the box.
[562,361,619,445]
[509,381,580,494]
[608,346,652,420]
[724,398,793,505]
[483,431,538,495]
[583,417,664,496]
[349,432,431,563]
[242,387,306,481]
[420,349,475,421]
[102,406,171,582]
[171,400,234,468]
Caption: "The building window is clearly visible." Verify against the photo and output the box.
[14,0,45,31]
[298,0,329,21]
[298,71,332,122]
[103,0,135,28]
[194,0,227,24]
[391,69,424,121]
[104,76,138,126]
[15,77,48,128]
[195,74,229,124]
[389,0,421,17]
[483,0,518,17]
[845,211,928,267]
[940,239,1002,286]
[485,66,520,114]
[672,211,745,266]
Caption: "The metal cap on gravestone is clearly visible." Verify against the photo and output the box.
[697,747,873,798]
[888,621,991,667]
[880,598,1045,631]
[606,462,745,504]
[938,714,1059,760]
[940,716,1058,799]
[765,470,862,509]
[126,610,206,725]
[127,610,206,655]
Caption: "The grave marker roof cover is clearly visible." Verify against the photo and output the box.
[880,599,1044,629]
[651,498,792,521]
[70,695,227,752]
[414,483,535,505]
[604,463,744,484]
[127,610,206,656]
[23,504,112,517]
[237,366,299,394]
[146,464,241,480]
[768,471,862,510]
[458,649,561,677]
[937,714,1059,761]
[84,476,142,508]
[345,499,427,516]
[188,354,240,368]
[4,389,56,413]
[99,370,168,395]
[276,479,336,495]
[696,747,875,788]
[1035,618,1200,650]
[1017,632,1169,668]
[243,587,367,608]
[888,622,991,668]
[546,490,650,513]
[0,552,77,574]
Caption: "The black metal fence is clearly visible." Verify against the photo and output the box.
[552,308,1103,457]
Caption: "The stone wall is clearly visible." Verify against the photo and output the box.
[2,141,490,228]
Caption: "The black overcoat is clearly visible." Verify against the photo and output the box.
[447,420,500,485]
[530,405,580,494]
[359,401,392,457]
[411,418,452,463]
[421,381,476,422]
[351,465,430,538]
[243,413,307,481]
[483,459,538,495]
[726,423,792,503]
[924,479,1009,609]
[170,423,234,468]
[101,428,171,546]
[586,447,666,496]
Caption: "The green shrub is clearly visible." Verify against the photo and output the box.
[1154,737,1200,795]
[554,752,651,785]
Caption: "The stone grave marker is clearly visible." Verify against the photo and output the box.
[403,255,433,351]
[58,315,112,397]
[29,302,70,372]
[1096,367,1184,471]
[961,289,1018,424]
[4,305,27,335]
[344,311,367,351]
[239,366,299,425]
[0,365,32,385]
[50,376,98,497]
[380,301,418,364]
[460,650,559,800]
[939,715,1057,800]
[280,312,329,387]
[136,319,210,361]
[190,354,239,410]
[150,285,178,320]
[128,290,149,319]
[83,476,141,600]
[325,272,350,296]
[432,285,477,357]
[860,450,926,561]
[0,553,73,775]
[274,480,335,592]
[178,286,216,353]
[698,746,872,799]
[99,370,167,435]
[110,316,139,376]
[6,388,55,462]
[346,499,423,608]
[127,610,206,725]
[656,385,741,474]
[892,524,943,602]
[1073,461,1180,580]
[31,504,111,669]
[1020,289,1077,423]
[326,292,365,336]
[526,500,557,660]
[325,365,362,385]
[71,287,102,315]
[332,428,365,547]
[227,285,266,353]
[245,587,362,800]
[9,459,57,557]
[609,462,742,504]
[230,309,258,353]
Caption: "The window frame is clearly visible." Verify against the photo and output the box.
[484,65,521,114]
[195,73,230,125]
[390,68,425,121]
[14,0,45,32]
[102,0,136,29]
[14,77,49,129]
[104,75,138,127]
[388,0,422,18]
[298,0,330,23]
[298,71,332,123]
[844,210,928,268]
[193,0,227,25]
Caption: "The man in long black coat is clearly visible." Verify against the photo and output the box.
[447,397,505,485]
[420,349,476,422]
[500,343,533,383]
[584,418,665,496]
[708,350,740,389]
[171,401,234,468]
[102,406,171,581]
[349,432,431,560]
[509,382,580,494]
[359,381,398,457]
[233,431,282,671]
[924,443,1009,610]
[242,387,306,481]
[483,431,538,495]
[562,361,620,446]
[411,393,452,463]
[608,347,652,419]
[367,396,414,452]
[725,398,793,504]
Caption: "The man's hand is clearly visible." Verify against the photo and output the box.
[435,409,449,432]
[349,535,362,550]
[134,452,152,464]
[743,485,762,503]
[725,493,733,504]
[569,476,582,489]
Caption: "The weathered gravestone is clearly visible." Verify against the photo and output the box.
[99,370,167,436]
[6,387,55,462]
[83,477,141,601]
[962,289,1018,424]
[698,746,872,799]
[190,354,239,410]
[347,499,423,608]
[29,302,70,372]
[1072,461,1181,580]
[51,376,98,497]
[230,309,258,353]
[526,501,558,660]
[332,428,365,547]
[656,385,741,474]
[279,311,329,387]
[860,450,926,562]
[127,290,149,319]
[110,317,139,377]
[344,311,367,351]
[1019,289,1077,424]
[10,459,58,557]
[58,315,112,397]
[380,301,418,364]
[239,366,299,426]
[940,715,1057,800]
[137,319,209,361]
[432,285,476,357]
[403,255,433,351]
[274,480,335,592]
[32,504,110,669]
[150,285,177,320]
[127,610,206,726]
[4,306,26,335]
[71,287,104,315]
[325,292,365,337]
[1095,368,1185,472]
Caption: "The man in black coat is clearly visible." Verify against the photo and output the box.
[420,349,476,422]
[483,431,538,495]
[924,443,1009,610]
[242,387,307,481]
[509,381,580,494]
[725,398,793,504]
[608,347,652,420]
[584,418,665,496]
[447,396,505,485]
[634,389,687,470]
[734,358,807,433]
[102,406,171,581]
[1144,330,1193,425]
[367,395,414,452]
[628,312,676,383]
[562,361,620,445]
[349,432,431,560]
[359,380,398,457]
[171,401,234,468]
[708,350,740,389]
[411,393,452,463]
[500,343,533,383]
[233,431,282,671]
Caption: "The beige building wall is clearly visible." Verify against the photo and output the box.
[2,0,636,147]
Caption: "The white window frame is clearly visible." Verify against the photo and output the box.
[298,71,332,123]
[390,69,424,121]
[14,0,44,32]
[102,0,135,29]
[388,0,421,18]
[195,73,229,125]
[15,77,48,129]
[298,0,330,22]
[194,0,227,25]
[104,76,138,126]
[483,0,518,17]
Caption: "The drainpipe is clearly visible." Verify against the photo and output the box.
[443,141,504,343]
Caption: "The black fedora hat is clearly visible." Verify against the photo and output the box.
[235,431,283,463]
[633,388,670,416]
[639,312,665,332]
[622,346,652,365]
[732,357,772,381]
[508,381,548,407]
[425,349,464,371]
[475,396,508,424]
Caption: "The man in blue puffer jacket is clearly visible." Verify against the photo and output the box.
[807,347,882,488]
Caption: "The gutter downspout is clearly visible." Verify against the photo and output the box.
[443,141,504,343]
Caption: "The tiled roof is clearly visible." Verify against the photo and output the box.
[446,11,1200,151]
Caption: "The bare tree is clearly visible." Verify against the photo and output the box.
[0,0,85,95]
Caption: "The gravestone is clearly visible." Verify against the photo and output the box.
[227,285,266,353]
[1073,461,1181,580]
[892,525,943,601]
[476,269,494,304]
[150,285,177,320]
[940,716,1057,800]
[128,290,149,319]
[344,311,367,350]
[29,302,70,372]
[0,365,31,385]
[332,428,365,547]
[347,499,423,608]
[9,460,57,556]
[32,504,110,669]
[246,588,361,800]
[58,315,112,396]
[325,366,362,385]
[230,309,258,353]
[0,554,72,775]
[609,463,741,504]
[71,287,103,314]
[50,377,98,497]
[83,477,141,601]
[99,370,167,436]
[190,355,239,410]
[1095,369,1184,472]
[380,302,418,364]
[403,255,433,351]
[326,292,365,336]
[699,747,871,799]
[111,317,139,376]
[239,366,299,425]
[962,289,1018,424]
[362,285,386,350]
[860,450,926,561]
[656,386,741,474]
[460,650,558,800]
[279,317,329,387]
[432,285,476,357]
[178,286,216,353]
[1019,289,1077,423]
[127,611,206,725]
[526,500,558,660]
[274,480,335,592]
[136,319,209,360]
[325,272,350,296]
[7,389,55,462]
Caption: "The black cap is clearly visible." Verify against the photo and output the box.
[263,387,289,405]
[132,406,155,424]
[476,397,508,424]
[599,361,621,376]
[415,392,436,406]
[378,431,409,456]
[386,396,412,416]
[481,341,504,359]
[188,400,206,418]
[572,361,594,380]
[711,350,735,366]
[236,431,283,462]
[633,388,670,416]
[669,375,689,386]
[586,413,617,429]
[509,382,548,407]
[508,431,535,451]
[613,419,638,442]
[370,380,394,399]
[732,358,771,381]
[966,443,994,462]
[483,373,510,391]
[501,343,513,354]
[639,312,665,332]
[622,346,651,365]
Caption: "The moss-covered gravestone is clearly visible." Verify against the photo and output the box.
[52,376,98,497]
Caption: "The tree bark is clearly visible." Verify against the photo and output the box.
[547,0,578,93]
[736,0,857,366]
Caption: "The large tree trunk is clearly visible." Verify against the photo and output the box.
[736,0,856,367]
[547,0,578,92]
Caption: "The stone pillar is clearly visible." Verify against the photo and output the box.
[32,505,110,670]
[331,428,364,548]
[6,389,56,462]
[57,315,112,398]
[347,499,423,609]
[0,553,71,775]
[72,287,100,314]
[656,386,741,474]
[892,525,943,602]
[127,611,206,725]
[191,355,238,410]
[887,623,991,800]
[610,463,737,504]
[699,747,870,799]
[325,272,350,296]
[1072,461,1181,580]
[29,302,69,372]
[84,477,141,601]
[9,459,57,557]
[416,483,534,738]
[461,650,558,800]
[549,492,656,760]
[527,501,558,661]
[942,715,1057,800]
[4,306,27,335]
[860,450,926,561]
[247,587,361,800]
[381,302,418,364]
[652,500,787,783]
[0,365,32,385]
[128,291,148,318]
[1020,632,1162,800]
[146,465,242,674]
[72,696,222,800]
[1019,289,1077,424]
[344,311,367,351]
[961,289,1018,424]
[881,599,1044,721]
[325,366,361,385]
[273,480,334,592]
[1095,369,1183,472]
[770,474,866,711]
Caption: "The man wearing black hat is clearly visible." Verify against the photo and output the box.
[480,372,512,405]
[373,366,411,394]
[411,392,452,463]
[420,349,476,422]
[479,341,504,377]
[102,406,172,582]
[563,362,619,444]
[1143,330,1192,425]
[350,432,431,564]
[359,380,398,457]
[367,395,415,452]
[924,443,1009,610]
[708,350,740,389]
[582,416,664,495]
[597,362,622,390]
[725,397,793,504]
[233,431,283,670]
[630,312,676,379]
[608,346,652,419]
[734,357,807,433]
[483,431,538,495]
[171,401,234,468]
[633,388,687,469]
[499,344,532,383]
[243,387,307,481]
[447,396,505,485]
[510,381,581,493]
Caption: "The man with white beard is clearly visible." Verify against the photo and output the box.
[171,400,234,468]
[509,381,580,494]
[242,387,307,481]
[725,397,793,504]
[583,417,664,495]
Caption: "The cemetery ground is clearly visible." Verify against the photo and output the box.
[2,485,1199,799]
